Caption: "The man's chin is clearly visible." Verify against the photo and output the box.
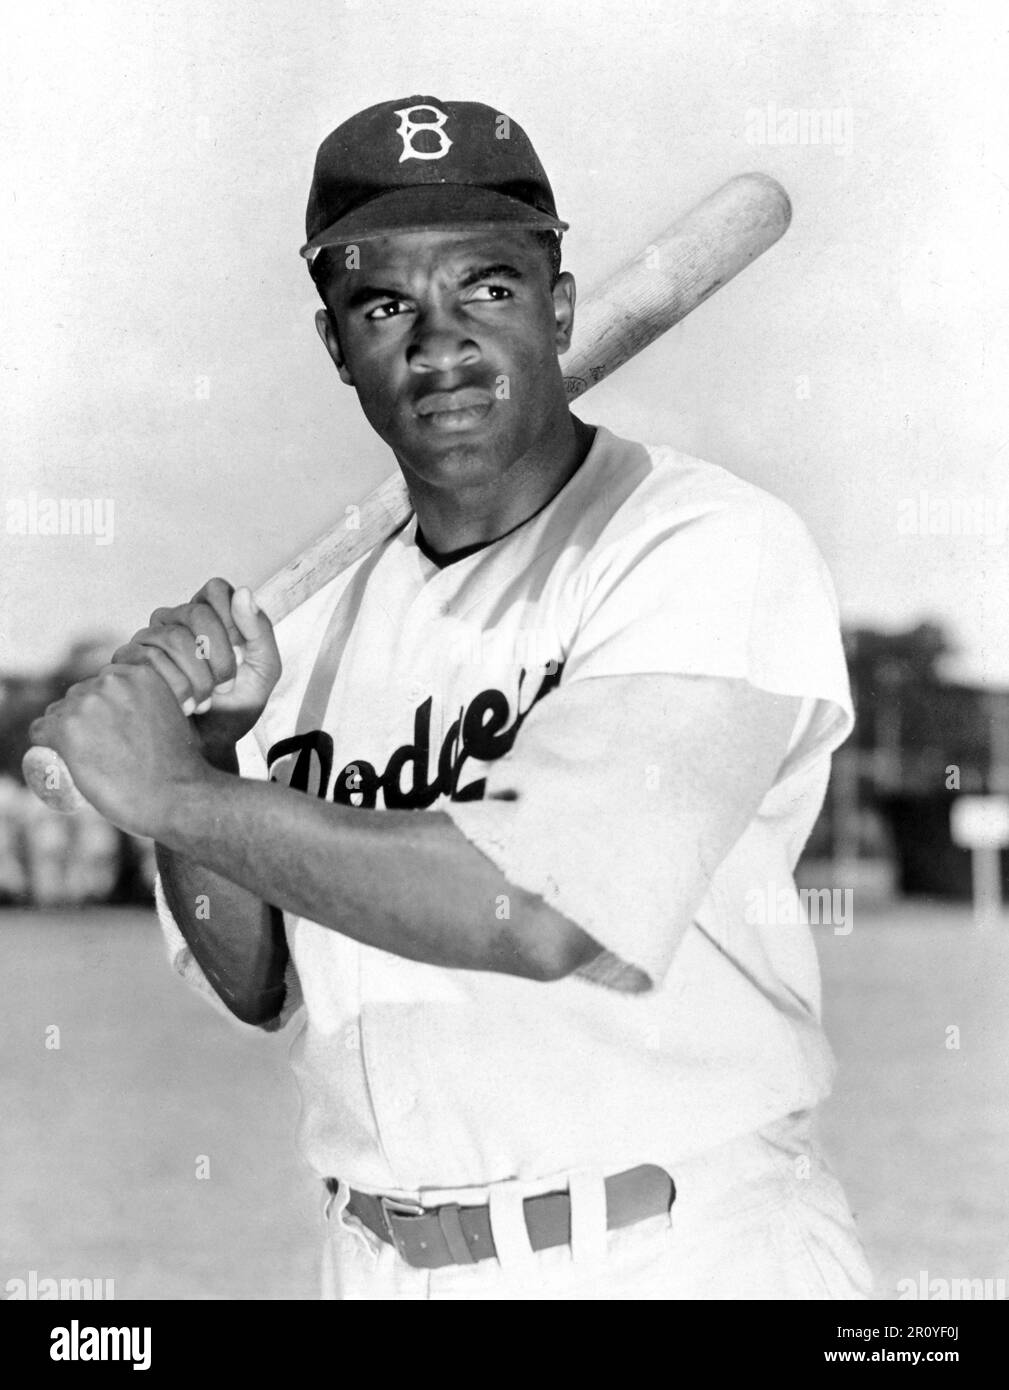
[396,432,514,489]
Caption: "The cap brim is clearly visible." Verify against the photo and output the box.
[300,183,567,258]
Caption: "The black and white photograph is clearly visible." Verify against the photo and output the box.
[2,0,1005,1339]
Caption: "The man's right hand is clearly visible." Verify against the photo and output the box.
[111,578,282,765]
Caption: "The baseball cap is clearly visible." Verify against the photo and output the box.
[301,96,568,258]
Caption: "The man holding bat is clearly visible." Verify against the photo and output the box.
[30,97,872,1299]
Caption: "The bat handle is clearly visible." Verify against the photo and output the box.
[21,746,88,814]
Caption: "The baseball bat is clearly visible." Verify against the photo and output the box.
[24,172,791,813]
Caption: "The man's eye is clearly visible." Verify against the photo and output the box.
[467,284,513,302]
[366,299,411,321]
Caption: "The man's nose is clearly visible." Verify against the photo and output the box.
[407,305,480,374]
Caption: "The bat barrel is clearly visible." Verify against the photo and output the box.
[562,173,790,399]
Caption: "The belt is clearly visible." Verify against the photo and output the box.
[325,1164,675,1270]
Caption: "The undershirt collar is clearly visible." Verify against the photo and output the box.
[414,528,493,569]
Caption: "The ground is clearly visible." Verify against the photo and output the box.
[1,902,1007,1299]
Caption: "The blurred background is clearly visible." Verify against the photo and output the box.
[3,0,1007,1300]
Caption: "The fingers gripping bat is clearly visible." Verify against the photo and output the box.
[23,173,791,813]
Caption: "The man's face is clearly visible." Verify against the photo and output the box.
[317,227,576,490]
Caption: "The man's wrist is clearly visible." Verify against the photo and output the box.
[152,761,234,850]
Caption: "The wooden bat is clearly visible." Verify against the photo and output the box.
[23,172,791,813]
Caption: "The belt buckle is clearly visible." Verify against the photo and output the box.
[379,1195,427,1259]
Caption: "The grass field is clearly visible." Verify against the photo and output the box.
[2,902,1008,1300]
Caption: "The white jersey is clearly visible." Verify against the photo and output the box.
[157,425,854,1193]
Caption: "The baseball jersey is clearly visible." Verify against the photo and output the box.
[156,424,854,1193]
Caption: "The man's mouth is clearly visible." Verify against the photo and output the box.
[414,388,494,430]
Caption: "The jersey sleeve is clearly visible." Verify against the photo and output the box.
[563,488,853,771]
[153,728,303,1032]
[442,489,852,991]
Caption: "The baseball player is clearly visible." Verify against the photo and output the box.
[30,97,873,1299]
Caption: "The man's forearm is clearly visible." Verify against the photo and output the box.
[155,747,290,1024]
[153,768,599,982]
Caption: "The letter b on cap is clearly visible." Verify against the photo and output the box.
[394,104,453,162]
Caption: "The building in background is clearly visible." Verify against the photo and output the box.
[806,622,1009,900]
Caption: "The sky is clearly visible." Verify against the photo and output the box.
[3,0,1007,683]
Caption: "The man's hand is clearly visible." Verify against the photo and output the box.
[28,663,212,838]
[111,579,281,765]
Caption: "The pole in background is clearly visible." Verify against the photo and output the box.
[950,796,1009,929]
[831,748,860,884]
[873,661,904,793]
[985,692,1009,795]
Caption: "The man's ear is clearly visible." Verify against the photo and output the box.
[552,271,577,356]
[314,308,354,385]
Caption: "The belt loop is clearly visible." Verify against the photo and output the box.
[323,1179,346,1223]
[568,1170,608,1267]
[437,1203,477,1265]
[487,1180,536,1274]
